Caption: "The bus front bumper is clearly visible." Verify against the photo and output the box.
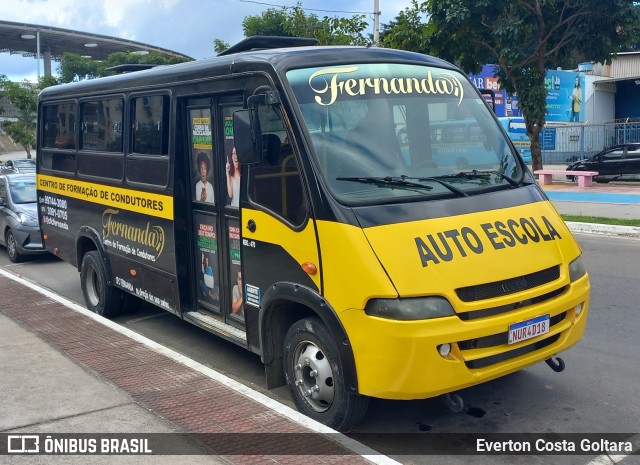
[341,276,590,400]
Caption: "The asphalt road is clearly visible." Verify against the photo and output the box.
[1,232,639,465]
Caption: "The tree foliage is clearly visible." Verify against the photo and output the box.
[213,39,231,54]
[0,75,57,157]
[380,0,430,53]
[57,51,190,83]
[234,4,369,48]
[382,0,640,171]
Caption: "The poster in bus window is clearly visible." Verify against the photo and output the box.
[224,114,240,208]
[194,212,219,307]
[228,220,244,321]
[191,109,215,204]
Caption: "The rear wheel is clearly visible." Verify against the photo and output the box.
[80,251,122,318]
[283,317,369,431]
[6,230,24,263]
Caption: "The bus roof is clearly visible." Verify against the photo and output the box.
[38,41,459,100]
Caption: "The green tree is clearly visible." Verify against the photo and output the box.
[221,4,369,50]
[382,0,639,171]
[57,51,191,83]
[380,0,429,53]
[213,39,231,54]
[243,8,290,37]
[0,75,56,158]
[57,52,104,82]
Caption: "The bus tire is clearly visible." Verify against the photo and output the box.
[283,317,369,431]
[80,251,121,318]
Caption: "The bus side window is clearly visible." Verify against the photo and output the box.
[248,138,307,226]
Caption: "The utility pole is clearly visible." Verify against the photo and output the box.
[373,0,380,46]
[36,29,41,80]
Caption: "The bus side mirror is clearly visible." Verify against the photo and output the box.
[233,109,263,165]
[479,88,496,113]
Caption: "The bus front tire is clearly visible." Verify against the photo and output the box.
[80,251,121,318]
[283,317,369,431]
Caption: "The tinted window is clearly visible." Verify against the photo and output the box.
[624,146,640,159]
[249,106,307,225]
[81,98,123,152]
[131,95,170,155]
[42,102,77,149]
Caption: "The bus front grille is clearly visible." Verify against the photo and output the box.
[458,311,567,369]
[463,334,560,369]
[455,265,560,302]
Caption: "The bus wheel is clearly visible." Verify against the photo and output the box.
[283,317,369,431]
[80,251,121,318]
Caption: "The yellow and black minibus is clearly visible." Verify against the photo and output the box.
[36,36,590,430]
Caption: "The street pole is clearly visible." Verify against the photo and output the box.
[36,29,41,81]
[373,0,380,46]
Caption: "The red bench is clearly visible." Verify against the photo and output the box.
[534,169,599,188]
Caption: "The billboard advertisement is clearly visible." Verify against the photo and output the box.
[469,66,584,122]
[545,70,585,122]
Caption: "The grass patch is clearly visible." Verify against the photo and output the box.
[561,214,640,227]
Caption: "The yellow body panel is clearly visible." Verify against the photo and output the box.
[316,200,590,399]
[242,208,322,290]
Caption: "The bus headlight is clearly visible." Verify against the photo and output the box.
[365,296,455,320]
[569,256,587,282]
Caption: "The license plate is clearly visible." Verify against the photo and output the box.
[508,314,550,344]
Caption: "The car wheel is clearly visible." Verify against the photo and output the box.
[283,317,369,431]
[6,230,24,263]
[80,251,122,318]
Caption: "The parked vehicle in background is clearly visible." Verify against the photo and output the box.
[499,117,532,164]
[0,173,47,262]
[1,158,37,174]
[566,143,640,182]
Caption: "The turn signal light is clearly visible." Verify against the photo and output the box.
[301,262,317,275]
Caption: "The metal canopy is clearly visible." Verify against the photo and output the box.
[0,19,192,62]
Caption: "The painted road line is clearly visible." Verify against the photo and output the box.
[585,433,640,465]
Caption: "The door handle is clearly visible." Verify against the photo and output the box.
[246,219,256,233]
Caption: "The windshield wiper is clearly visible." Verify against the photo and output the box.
[336,176,434,191]
[336,175,470,197]
[437,170,522,187]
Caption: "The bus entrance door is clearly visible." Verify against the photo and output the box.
[184,100,247,345]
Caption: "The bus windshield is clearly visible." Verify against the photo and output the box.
[287,63,524,203]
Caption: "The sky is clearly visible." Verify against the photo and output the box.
[0,0,412,82]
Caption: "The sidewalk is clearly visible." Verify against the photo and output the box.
[0,269,392,463]
[537,164,640,222]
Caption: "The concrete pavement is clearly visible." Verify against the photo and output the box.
[0,269,393,463]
